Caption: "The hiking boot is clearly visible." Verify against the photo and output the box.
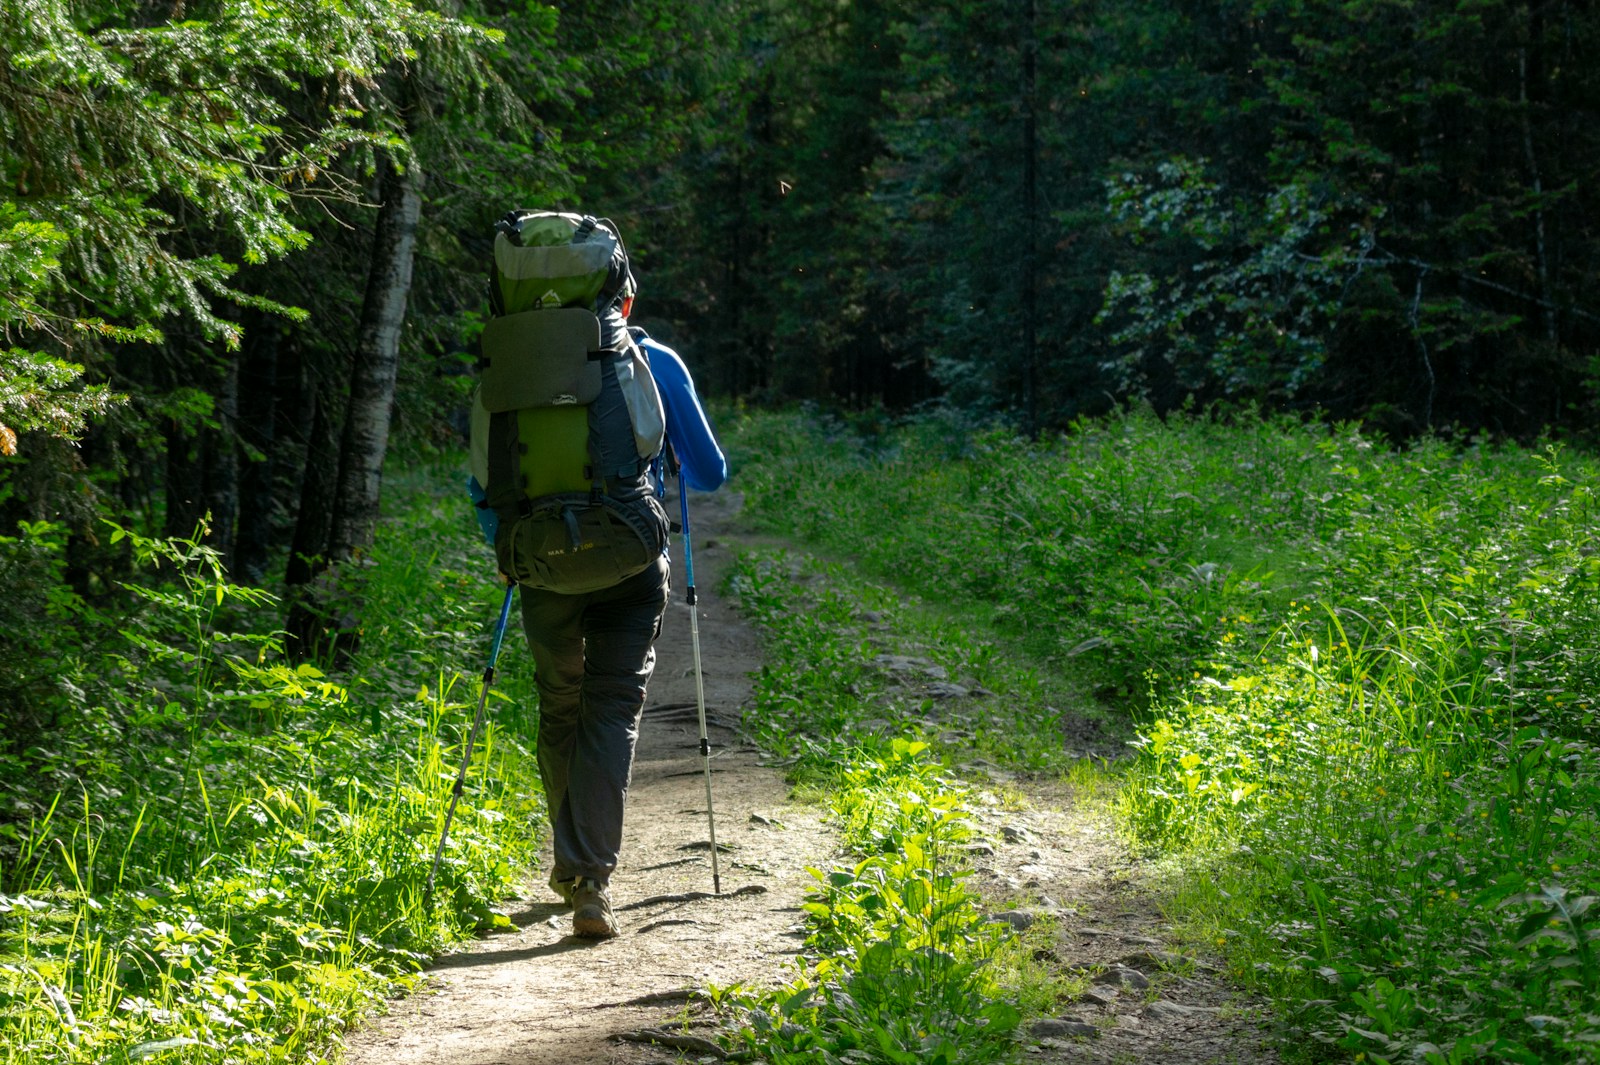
[571,877,617,939]
[548,870,576,907]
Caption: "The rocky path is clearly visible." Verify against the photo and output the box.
[339,489,1278,1064]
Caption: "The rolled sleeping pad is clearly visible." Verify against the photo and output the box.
[640,337,727,492]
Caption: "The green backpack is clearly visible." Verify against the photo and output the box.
[469,210,666,594]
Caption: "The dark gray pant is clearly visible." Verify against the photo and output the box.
[520,555,669,885]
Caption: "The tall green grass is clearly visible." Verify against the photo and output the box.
[1124,443,1600,1063]
[724,406,1600,1063]
[730,403,1350,705]
[719,547,1027,1064]
[0,463,543,1064]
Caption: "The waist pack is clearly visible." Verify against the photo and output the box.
[497,491,669,595]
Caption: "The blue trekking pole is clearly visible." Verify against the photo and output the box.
[425,579,517,903]
[678,475,722,895]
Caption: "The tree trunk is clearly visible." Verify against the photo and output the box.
[164,418,206,540]
[233,317,280,584]
[283,148,422,663]
[284,378,340,584]
[283,378,343,661]
[1019,0,1038,435]
[329,151,423,562]
[202,349,239,561]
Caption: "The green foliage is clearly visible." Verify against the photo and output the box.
[730,406,1600,1061]
[1099,159,1382,401]
[0,461,542,1064]
[717,741,1020,1065]
[1122,439,1600,1061]
[0,0,497,451]
[726,403,1343,706]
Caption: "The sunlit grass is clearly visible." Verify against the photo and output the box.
[0,459,544,1064]
[725,406,1600,1063]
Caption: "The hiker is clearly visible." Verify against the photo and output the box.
[465,210,722,940]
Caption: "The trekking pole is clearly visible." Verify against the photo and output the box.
[678,474,722,895]
[425,578,517,904]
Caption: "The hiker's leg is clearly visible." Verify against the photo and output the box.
[520,586,587,884]
[564,555,670,882]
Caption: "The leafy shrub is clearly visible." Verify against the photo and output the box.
[0,463,543,1064]
[720,742,1018,1065]
[727,407,1600,1061]
[726,403,1353,706]
[1123,444,1600,1061]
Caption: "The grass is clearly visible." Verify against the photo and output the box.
[715,537,1110,1062]
[722,738,1021,1065]
[721,404,1600,1064]
[0,461,545,1064]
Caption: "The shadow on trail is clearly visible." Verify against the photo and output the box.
[428,936,595,970]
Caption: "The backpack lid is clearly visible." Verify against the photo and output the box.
[493,211,634,315]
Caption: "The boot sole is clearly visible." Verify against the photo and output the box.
[573,912,618,939]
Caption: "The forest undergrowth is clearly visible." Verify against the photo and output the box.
[0,466,542,1064]
[711,544,1086,1063]
[723,405,1600,1065]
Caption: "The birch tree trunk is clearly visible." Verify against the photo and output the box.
[329,151,423,562]
[283,149,421,662]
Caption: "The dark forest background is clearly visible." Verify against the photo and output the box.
[3,0,1597,670]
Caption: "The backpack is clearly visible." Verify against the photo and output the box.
[469,210,668,595]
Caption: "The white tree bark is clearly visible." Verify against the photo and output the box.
[329,151,423,562]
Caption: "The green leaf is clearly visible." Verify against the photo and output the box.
[127,1038,202,1061]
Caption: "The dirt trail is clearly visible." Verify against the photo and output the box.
[339,490,1277,1065]
[341,488,831,1064]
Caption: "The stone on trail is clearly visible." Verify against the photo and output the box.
[1031,1017,1100,1039]
[1078,986,1119,1007]
[1093,965,1150,990]
[1143,999,1221,1021]
[987,909,1037,932]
